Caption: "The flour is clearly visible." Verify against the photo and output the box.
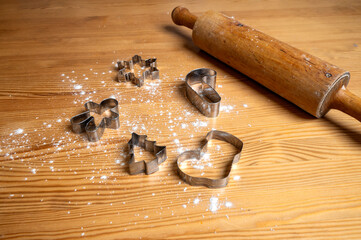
[14,129,24,135]
[220,105,234,112]
[209,196,220,213]
[225,201,233,208]
[193,197,200,205]
[2,58,245,229]
[233,175,241,181]
[74,84,82,90]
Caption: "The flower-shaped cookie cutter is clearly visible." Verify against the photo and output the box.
[117,55,159,87]
[185,68,221,118]
[70,98,120,142]
[176,130,243,188]
[128,132,167,175]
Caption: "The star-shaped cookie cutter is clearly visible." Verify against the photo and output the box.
[176,130,243,188]
[117,55,159,87]
[70,98,120,142]
[128,132,167,175]
[185,68,221,117]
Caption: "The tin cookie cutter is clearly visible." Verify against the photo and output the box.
[70,98,120,142]
[176,130,243,188]
[117,55,159,87]
[128,132,167,175]
[185,68,221,117]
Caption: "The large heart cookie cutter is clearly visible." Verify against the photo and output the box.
[176,130,243,188]
[185,68,221,118]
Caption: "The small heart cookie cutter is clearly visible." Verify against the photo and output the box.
[176,130,243,188]
[128,132,167,175]
[185,68,221,117]
[70,98,120,142]
[117,55,159,87]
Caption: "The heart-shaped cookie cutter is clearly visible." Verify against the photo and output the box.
[176,130,243,188]
[70,98,120,142]
[128,132,167,175]
[185,68,221,117]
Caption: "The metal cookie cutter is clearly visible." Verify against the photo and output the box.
[128,132,167,175]
[185,68,221,117]
[70,98,120,142]
[176,130,243,188]
[117,55,159,87]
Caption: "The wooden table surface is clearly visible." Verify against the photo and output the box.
[1,0,360,239]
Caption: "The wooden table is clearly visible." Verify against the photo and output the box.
[1,0,360,239]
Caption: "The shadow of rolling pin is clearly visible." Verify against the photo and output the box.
[172,6,361,122]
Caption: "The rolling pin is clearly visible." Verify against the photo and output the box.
[172,7,361,121]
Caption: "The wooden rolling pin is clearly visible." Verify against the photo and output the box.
[172,7,361,121]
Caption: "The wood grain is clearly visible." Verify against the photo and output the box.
[0,0,360,239]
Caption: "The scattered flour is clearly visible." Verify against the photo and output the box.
[199,121,207,127]
[220,105,234,113]
[225,201,233,208]
[192,120,208,127]
[3,60,244,225]
[193,198,200,205]
[233,175,241,181]
[14,129,24,135]
[209,196,220,213]
[74,84,82,90]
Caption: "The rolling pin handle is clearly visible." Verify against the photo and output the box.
[172,6,197,29]
[331,86,361,122]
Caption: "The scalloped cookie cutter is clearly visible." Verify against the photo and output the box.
[117,55,159,87]
[70,98,120,142]
[176,130,243,188]
[128,132,167,175]
[185,68,221,117]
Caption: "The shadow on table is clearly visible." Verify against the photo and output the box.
[323,116,361,145]
[163,25,361,145]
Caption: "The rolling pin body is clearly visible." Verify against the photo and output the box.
[172,7,361,121]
